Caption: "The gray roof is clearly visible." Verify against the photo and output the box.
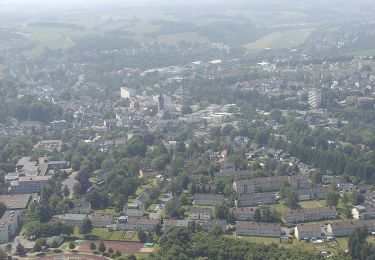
[0,194,32,209]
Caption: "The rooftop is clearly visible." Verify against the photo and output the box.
[0,194,31,209]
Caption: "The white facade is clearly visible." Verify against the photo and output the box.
[308,90,322,109]
[0,211,20,244]
[120,87,135,99]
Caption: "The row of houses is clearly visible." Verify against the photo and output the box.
[52,213,115,228]
[233,175,308,195]
[236,192,276,207]
[284,207,337,223]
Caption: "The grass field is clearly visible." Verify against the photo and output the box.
[299,200,326,209]
[94,207,118,216]
[157,32,208,45]
[22,25,95,56]
[244,28,313,50]
[348,48,375,56]
[268,203,286,215]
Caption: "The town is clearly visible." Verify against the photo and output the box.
[1,0,375,260]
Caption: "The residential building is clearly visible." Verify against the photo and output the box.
[193,194,224,206]
[164,219,190,232]
[233,175,308,195]
[235,221,281,237]
[308,90,322,109]
[188,183,216,194]
[365,192,375,207]
[114,216,160,232]
[88,214,114,227]
[189,207,212,220]
[294,224,323,240]
[352,205,375,220]
[9,176,52,194]
[120,87,136,99]
[214,170,252,181]
[0,194,32,210]
[52,214,86,227]
[123,203,145,217]
[236,192,276,207]
[201,219,227,232]
[34,140,63,152]
[229,207,256,221]
[327,220,375,237]
[284,207,337,223]
[0,210,20,244]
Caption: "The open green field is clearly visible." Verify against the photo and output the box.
[268,203,286,215]
[299,200,326,209]
[244,28,313,50]
[348,48,375,56]
[94,207,118,216]
[157,32,209,45]
[22,25,96,56]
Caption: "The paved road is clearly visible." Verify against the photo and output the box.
[62,171,78,198]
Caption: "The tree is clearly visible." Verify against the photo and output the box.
[51,240,59,248]
[138,230,147,243]
[210,225,224,236]
[69,242,75,250]
[89,242,96,251]
[0,202,6,217]
[115,249,121,258]
[165,199,178,218]
[80,218,93,234]
[0,249,6,260]
[350,190,364,205]
[326,190,340,206]
[98,241,106,253]
[254,209,262,222]
[126,254,137,260]
[215,205,229,220]
[348,226,375,259]
[5,243,12,255]
[16,242,26,256]
[181,105,192,115]
[108,247,113,254]
[33,238,46,252]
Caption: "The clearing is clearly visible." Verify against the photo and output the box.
[244,28,313,50]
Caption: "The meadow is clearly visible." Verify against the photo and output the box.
[243,28,313,51]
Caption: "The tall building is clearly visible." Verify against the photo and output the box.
[158,94,165,112]
[120,87,135,99]
[308,90,322,109]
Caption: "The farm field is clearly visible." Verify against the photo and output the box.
[243,28,313,50]
[22,25,96,56]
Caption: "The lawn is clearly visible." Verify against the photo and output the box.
[299,200,325,209]
[22,25,96,56]
[147,203,158,212]
[348,48,375,56]
[243,28,313,50]
[91,228,112,240]
[268,203,286,215]
[157,32,209,45]
[225,234,315,252]
[110,231,125,240]
[94,207,118,216]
